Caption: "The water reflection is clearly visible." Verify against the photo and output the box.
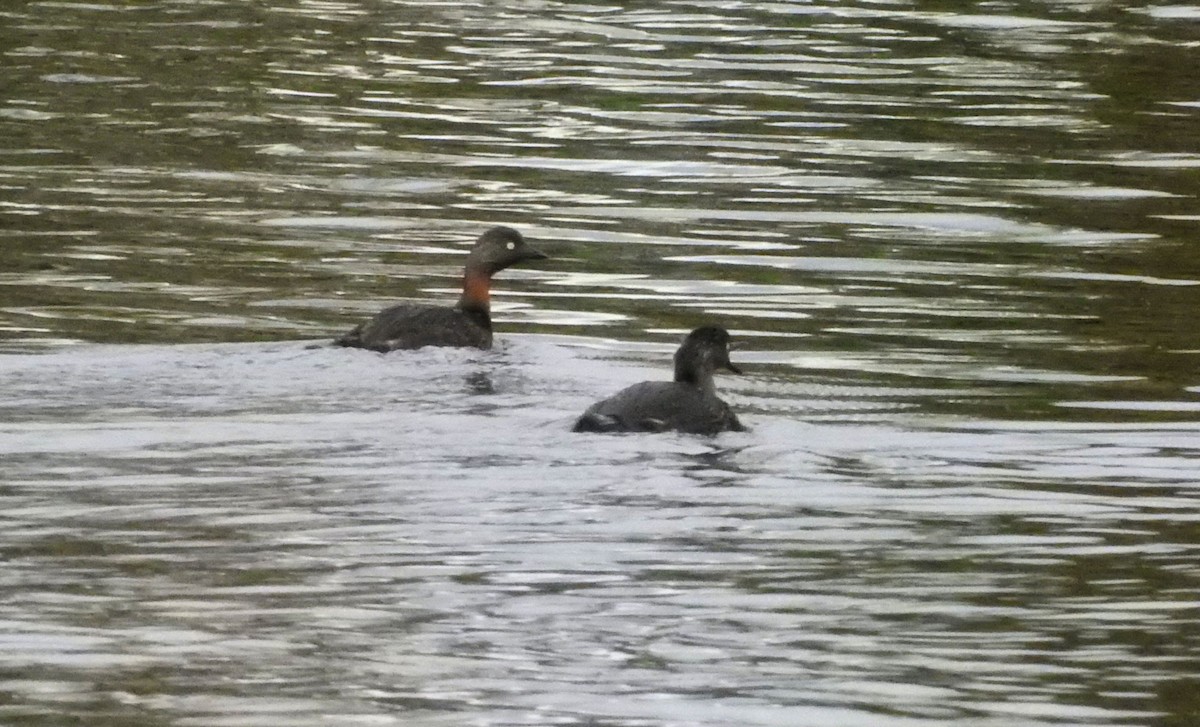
[465,370,496,395]
[3,339,1195,725]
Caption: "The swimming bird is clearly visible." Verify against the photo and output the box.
[573,326,746,435]
[334,226,547,352]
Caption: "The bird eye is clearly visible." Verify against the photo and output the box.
[506,242,516,250]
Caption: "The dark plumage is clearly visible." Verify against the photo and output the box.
[334,226,547,352]
[573,326,746,435]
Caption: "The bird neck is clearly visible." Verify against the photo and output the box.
[457,269,492,323]
[674,362,716,396]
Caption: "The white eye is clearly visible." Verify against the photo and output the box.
[505,241,516,250]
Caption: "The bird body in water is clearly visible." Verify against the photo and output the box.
[334,226,547,352]
[573,326,745,435]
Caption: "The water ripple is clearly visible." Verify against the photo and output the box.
[4,1,1200,724]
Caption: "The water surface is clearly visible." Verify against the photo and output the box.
[3,1,1200,725]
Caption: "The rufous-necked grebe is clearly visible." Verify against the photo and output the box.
[334,226,547,352]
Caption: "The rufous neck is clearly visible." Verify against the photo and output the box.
[457,269,492,315]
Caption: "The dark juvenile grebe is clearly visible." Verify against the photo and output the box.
[334,226,547,352]
[573,326,745,435]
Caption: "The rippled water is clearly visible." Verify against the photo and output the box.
[5,340,1199,726]
[3,1,1200,725]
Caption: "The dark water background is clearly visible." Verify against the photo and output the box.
[2,2,1200,725]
